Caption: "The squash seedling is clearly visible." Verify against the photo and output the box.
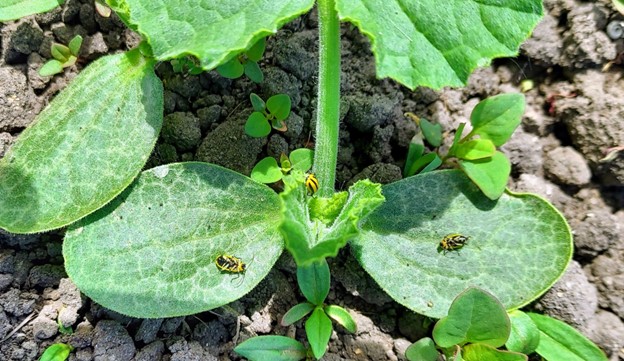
[245,92,292,137]
[39,35,83,77]
[216,38,266,83]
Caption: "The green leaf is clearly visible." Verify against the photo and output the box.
[39,343,73,361]
[0,50,162,233]
[289,148,314,173]
[404,134,425,176]
[405,153,441,177]
[51,43,71,62]
[528,313,608,361]
[335,1,542,90]
[297,258,330,305]
[266,94,292,121]
[324,305,356,333]
[234,335,307,361]
[405,338,439,361]
[63,163,283,318]
[459,151,511,200]
[216,58,244,79]
[506,310,540,355]
[39,59,64,77]
[68,35,83,56]
[280,179,384,266]
[433,287,510,348]
[354,170,572,319]
[245,112,271,138]
[281,302,315,326]
[462,344,528,361]
[0,0,64,22]
[250,93,266,112]
[251,157,283,184]
[305,308,333,360]
[455,139,496,160]
[118,0,315,70]
[308,191,349,226]
[420,118,442,147]
[470,94,525,146]
[244,61,264,83]
[246,38,267,62]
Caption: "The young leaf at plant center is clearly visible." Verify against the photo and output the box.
[308,191,349,226]
[305,308,333,360]
[0,49,163,233]
[455,139,496,160]
[433,288,510,348]
[234,335,307,361]
[354,170,572,319]
[289,148,314,173]
[405,153,442,177]
[251,157,283,184]
[297,258,330,305]
[64,163,283,318]
[420,118,442,147]
[244,61,264,83]
[462,343,528,361]
[51,43,71,62]
[282,302,315,326]
[448,123,467,157]
[246,112,271,137]
[506,310,540,355]
[267,94,292,121]
[459,151,511,200]
[39,343,73,361]
[246,38,266,62]
[405,338,439,361]
[216,58,244,79]
[527,313,608,361]
[469,94,525,146]
[324,305,356,333]
[39,60,64,77]
[280,179,384,266]
[68,35,83,56]
[109,0,315,71]
[250,93,266,112]
[0,0,65,22]
[335,1,543,89]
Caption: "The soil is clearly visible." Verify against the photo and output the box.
[1,0,624,360]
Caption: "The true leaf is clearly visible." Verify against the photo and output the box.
[405,338,439,361]
[281,302,315,326]
[324,305,356,333]
[462,344,527,361]
[455,139,496,160]
[432,287,510,348]
[244,61,264,83]
[110,0,315,70]
[0,0,64,22]
[0,50,162,233]
[251,157,283,184]
[39,343,73,361]
[234,336,307,361]
[297,258,330,305]
[459,151,511,200]
[68,35,83,56]
[280,179,384,266]
[528,313,608,361]
[266,94,292,121]
[289,148,314,172]
[64,163,283,318]
[335,1,542,89]
[354,170,572,318]
[246,38,267,62]
[420,118,442,147]
[405,152,441,177]
[506,310,540,355]
[305,308,333,360]
[404,133,425,176]
[250,93,266,112]
[469,93,525,146]
[216,58,244,79]
[245,112,271,138]
[39,59,63,77]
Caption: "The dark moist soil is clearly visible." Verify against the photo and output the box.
[1,0,624,360]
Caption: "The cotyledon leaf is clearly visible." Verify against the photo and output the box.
[353,169,572,318]
[0,49,162,233]
[0,0,64,22]
[109,0,315,70]
[335,0,543,89]
[64,162,283,318]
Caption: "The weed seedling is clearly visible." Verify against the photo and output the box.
[217,38,266,83]
[245,92,292,137]
[39,35,83,77]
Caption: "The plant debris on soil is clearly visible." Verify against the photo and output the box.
[1,0,624,360]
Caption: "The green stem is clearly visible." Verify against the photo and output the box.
[313,0,341,198]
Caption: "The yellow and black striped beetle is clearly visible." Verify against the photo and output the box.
[215,254,247,273]
[305,173,319,195]
[438,233,469,254]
